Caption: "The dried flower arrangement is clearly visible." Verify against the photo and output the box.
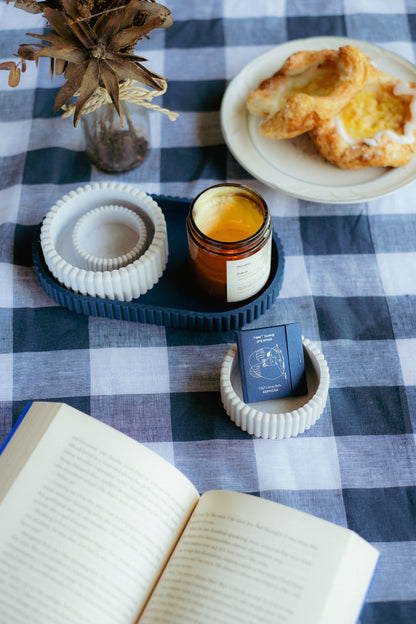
[1,0,175,126]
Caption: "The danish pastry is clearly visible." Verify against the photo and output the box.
[309,65,416,168]
[246,45,370,139]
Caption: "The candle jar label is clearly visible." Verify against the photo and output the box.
[226,235,272,303]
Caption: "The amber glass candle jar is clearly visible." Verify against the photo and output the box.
[186,184,272,303]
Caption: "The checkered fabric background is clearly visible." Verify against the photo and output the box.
[1,1,416,622]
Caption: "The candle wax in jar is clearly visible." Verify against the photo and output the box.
[193,193,263,242]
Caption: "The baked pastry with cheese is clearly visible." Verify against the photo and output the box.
[246,45,370,139]
[309,65,416,168]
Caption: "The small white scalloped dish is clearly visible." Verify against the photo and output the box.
[72,204,147,271]
[40,182,168,302]
[220,337,329,439]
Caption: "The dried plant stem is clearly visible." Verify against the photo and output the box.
[61,78,178,121]
[70,5,128,24]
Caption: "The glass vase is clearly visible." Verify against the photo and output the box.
[81,101,151,173]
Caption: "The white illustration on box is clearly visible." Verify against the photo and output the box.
[248,345,287,380]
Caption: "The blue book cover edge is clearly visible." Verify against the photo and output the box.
[0,401,32,455]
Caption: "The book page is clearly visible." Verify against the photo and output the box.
[139,490,378,624]
[0,401,57,499]
[0,402,199,624]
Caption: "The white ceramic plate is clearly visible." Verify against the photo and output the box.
[221,36,416,204]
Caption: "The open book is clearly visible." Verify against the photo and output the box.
[0,402,379,624]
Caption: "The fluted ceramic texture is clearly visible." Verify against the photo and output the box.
[40,182,168,302]
[220,337,330,439]
[72,205,147,271]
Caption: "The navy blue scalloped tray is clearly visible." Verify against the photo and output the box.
[32,195,285,331]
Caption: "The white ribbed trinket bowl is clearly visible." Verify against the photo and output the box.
[40,182,168,302]
[220,337,330,439]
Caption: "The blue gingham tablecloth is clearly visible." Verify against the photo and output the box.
[1,1,416,622]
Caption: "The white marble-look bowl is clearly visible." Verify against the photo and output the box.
[220,337,330,439]
[40,182,168,302]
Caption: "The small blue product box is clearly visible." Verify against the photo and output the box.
[236,323,308,403]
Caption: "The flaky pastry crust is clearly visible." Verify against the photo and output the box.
[246,45,370,139]
[309,65,416,169]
